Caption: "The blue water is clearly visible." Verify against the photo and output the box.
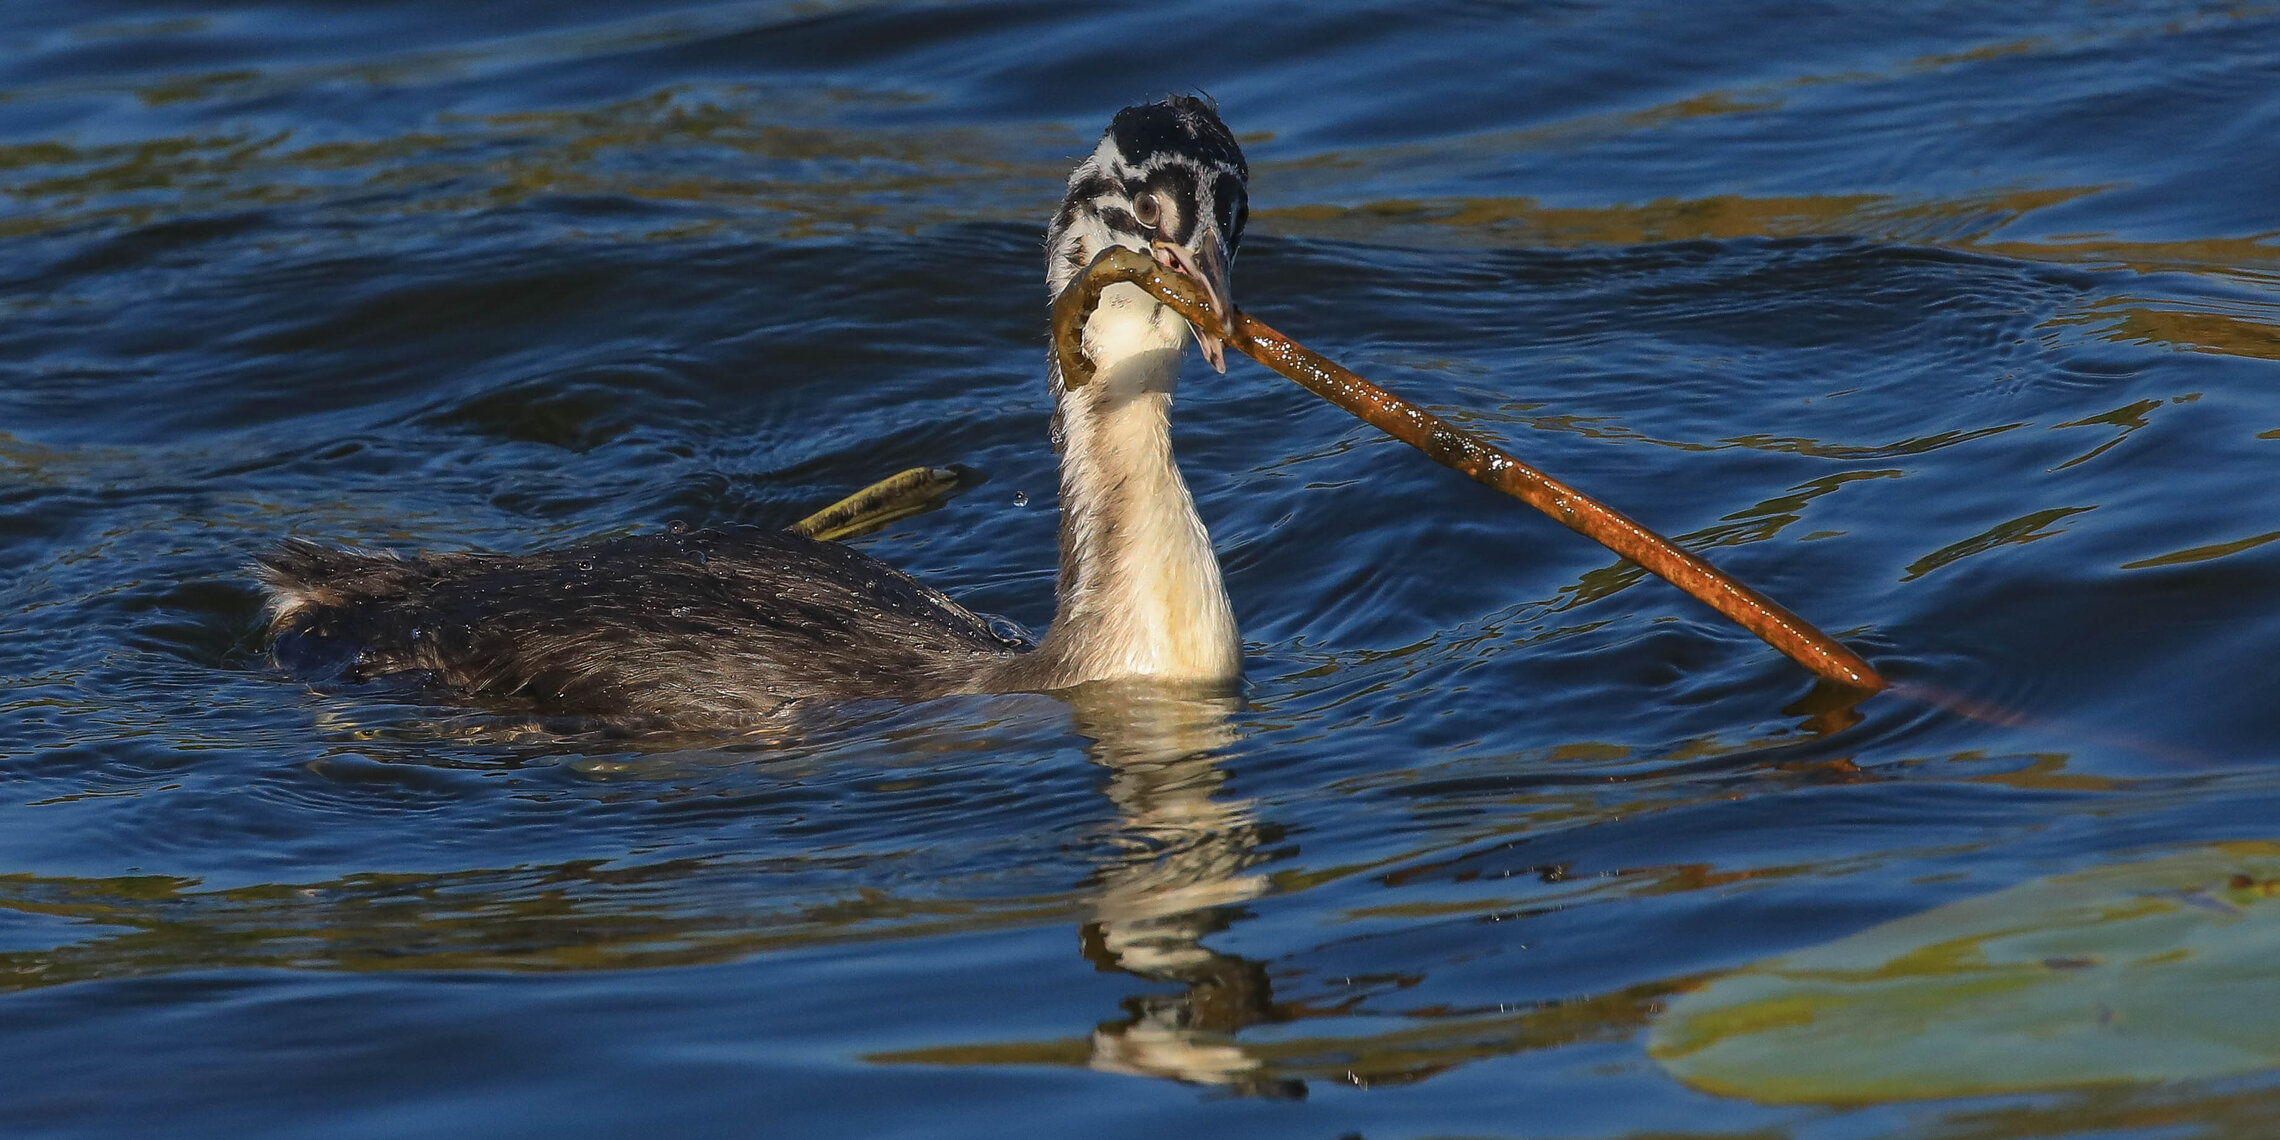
[4,2,2279,1136]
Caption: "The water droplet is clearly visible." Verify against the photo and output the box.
[575,560,592,572]
[667,519,688,535]
[986,616,1034,648]
[1012,491,1029,507]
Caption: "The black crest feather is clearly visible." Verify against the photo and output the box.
[1108,94,1247,181]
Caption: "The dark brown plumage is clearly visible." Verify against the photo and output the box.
[259,527,1021,725]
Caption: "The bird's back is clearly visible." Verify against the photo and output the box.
[257,526,1020,725]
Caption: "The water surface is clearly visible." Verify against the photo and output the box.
[4,2,2280,1136]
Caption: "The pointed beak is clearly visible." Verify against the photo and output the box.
[1151,226,1234,374]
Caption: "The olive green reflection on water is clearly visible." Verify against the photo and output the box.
[1902,506,2099,583]
[0,860,1085,986]
[1443,402,2028,462]
[2120,529,2280,571]
[1261,188,2280,280]
[2046,297,2280,361]
[1262,186,2089,254]
[1653,844,2280,1103]
[7,98,2274,294]
[0,89,1065,241]
[871,978,1675,1092]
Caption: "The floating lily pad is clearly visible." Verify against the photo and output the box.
[1650,843,2280,1103]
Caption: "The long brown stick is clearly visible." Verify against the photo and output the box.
[1054,246,1885,692]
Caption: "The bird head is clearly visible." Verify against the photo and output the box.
[1047,95,1250,374]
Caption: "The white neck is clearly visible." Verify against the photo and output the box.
[1008,280,1240,691]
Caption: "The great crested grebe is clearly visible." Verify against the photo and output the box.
[259,96,1253,724]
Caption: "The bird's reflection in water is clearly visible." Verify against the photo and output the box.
[1060,684,1300,1097]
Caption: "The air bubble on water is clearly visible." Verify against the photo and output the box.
[1012,491,1029,507]
[667,519,688,535]
[986,616,1034,648]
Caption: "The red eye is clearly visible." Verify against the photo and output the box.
[1132,193,1161,227]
